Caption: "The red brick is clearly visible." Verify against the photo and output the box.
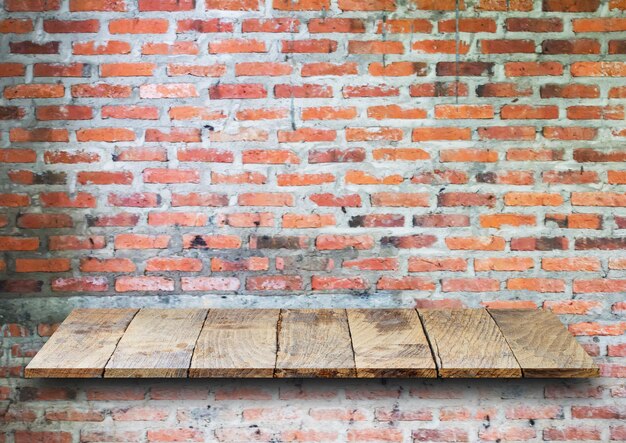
[139,0,194,10]
[507,18,563,32]
[210,39,266,53]
[414,40,469,54]
[143,168,200,184]
[273,0,328,9]
[508,278,565,292]
[309,18,364,33]
[302,62,358,77]
[439,192,496,207]
[439,18,496,32]
[80,257,136,273]
[210,83,267,99]
[316,235,373,250]
[376,19,432,33]
[52,277,108,292]
[239,193,293,207]
[368,105,426,119]
[181,277,240,291]
[16,258,71,273]
[44,19,99,33]
[343,85,399,98]
[409,258,467,272]
[207,0,258,9]
[381,235,437,249]
[40,192,95,208]
[182,234,241,249]
[412,428,469,442]
[76,128,135,142]
[143,42,199,55]
[505,61,563,76]
[243,150,299,164]
[17,213,72,229]
[109,19,168,34]
[501,105,558,119]
[115,276,174,292]
[312,276,369,290]
[242,18,299,33]
[310,193,361,207]
[481,427,536,441]
[543,427,601,441]
[14,432,72,443]
[5,84,64,99]
[212,257,269,271]
[446,236,506,250]
[115,234,170,249]
[148,212,208,227]
[246,276,303,291]
[49,235,105,250]
[349,40,403,54]
[302,106,357,120]
[442,278,500,292]
[412,127,471,141]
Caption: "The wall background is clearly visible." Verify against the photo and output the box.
[1,0,625,441]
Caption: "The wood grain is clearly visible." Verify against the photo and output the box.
[489,309,599,378]
[190,309,279,377]
[26,308,599,379]
[419,309,522,378]
[275,309,356,377]
[25,308,138,378]
[347,309,437,378]
[105,308,207,378]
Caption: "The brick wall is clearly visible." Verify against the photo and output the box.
[1,0,625,441]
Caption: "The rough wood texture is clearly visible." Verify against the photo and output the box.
[25,309,138,378]
[105,309,207,378]
[190,309,279,377]
[275,309,356,378]
[347,309,437,378]
[26,308,597,378]
[489,309,599,378]
[419,309,522,378]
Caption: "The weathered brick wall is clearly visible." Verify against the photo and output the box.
[1,0,625,441]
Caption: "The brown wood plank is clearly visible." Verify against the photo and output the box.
[489,309,599,378]
[419,309,522,378]
[105,308,207,378]
[275,309,355,378]
[25,309,138,378]
[347,309,437,378]
[190,309,279,378]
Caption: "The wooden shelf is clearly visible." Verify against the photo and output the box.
[25,308,598,379]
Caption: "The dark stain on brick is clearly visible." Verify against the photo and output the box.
[545,214,568,228]
[575,237,626,250]
[476,172,496,183]
[33,171,67,185]
[0,280,43,293]
[0,106,24,120]
[253,236,303,249]
[10,41,60,54]
[381,235,437,249]
[437,62,494,76]
[190,235,207,248]
[349,216,365,227]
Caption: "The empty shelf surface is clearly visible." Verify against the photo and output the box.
[25,308,599,379]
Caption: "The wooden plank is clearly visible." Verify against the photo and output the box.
[25,309,138,378]
[489,309,599,378]
[105,308,207,378]
[275,309,355,377]
[419,309,521,378]
[190,309,279,378]
[347,309,437,378]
